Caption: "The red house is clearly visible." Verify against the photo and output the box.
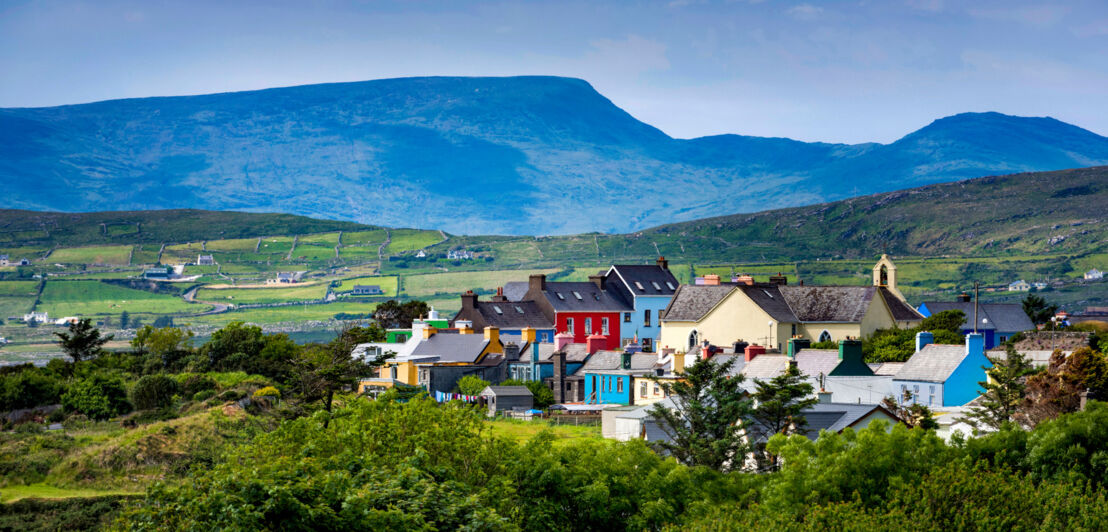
[521,274,631,351]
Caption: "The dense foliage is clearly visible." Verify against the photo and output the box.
[864,310,968,362]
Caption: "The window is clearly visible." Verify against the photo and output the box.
[999,336,1007,343]
[493,305,503,314]
[585,318,592,334]
[900,385,907,403]
[818,330,832,343]
[617,378,624,393]
[624,312,632,323]
[566,318,575,335]
[601,317,609,335]
[640,381,647,398]
[572,291,583,300]
[396,334,408,342]
[606,377,611,392]
[515,306,524,314]
[665,281,675,290]
[791,324,797,336]
[390,366,397,380]
[688,330,699,350]
[634,281,645,291]
[556,292,565,300]
[929,385,936,406]
[651,281,662,291]
[644,309,652,327]
[642,338,653,352]
[654,383,660,395]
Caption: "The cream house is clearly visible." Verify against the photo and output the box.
[659,256,922,353]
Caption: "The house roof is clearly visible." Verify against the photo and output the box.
[538,282,632,312]
[880,288,924,321]
[580,351,659,373]
[735,284,798,322]
[921,301,1034,333]
[893,344,968,383]
[608,265,680,297]
[661,285,735,321]
[411,333,490,364]
[516,342,558,363]
[502,282,530,302]
[870,362,906,376]
[794,349,841,381]
[482,386,532,397]
[740,355,792,381]
[778,286,876,322]
[799,402,897,438]
[473,300,553,329]
[707,353,747,377]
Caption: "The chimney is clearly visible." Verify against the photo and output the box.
[484,326,500,347]
[957,292,971,303]
[670,349,685,373]
[553,351,567,403]
[586,333,605,355]
[460,290,477,310]
[703,274,721,286]
[915,331,934,352]
[965,332,984,359]
[733,340,749,354]
[787,337,810,359]
[504,342,521,362]
[422,326,438,339]
[769,273,788,286]
[621,351,632,370]
[520,327,536,344]
[492,286,508,302]
[529,274,546,293]
[838,339,862,362]
[588,274,606,291]
[734,274,754,286]
[555,332,574,351]
[818,390,833,404]
[744,344,766,362]
[656,256,669,270]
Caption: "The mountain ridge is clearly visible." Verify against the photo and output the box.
[3,76,1107,235]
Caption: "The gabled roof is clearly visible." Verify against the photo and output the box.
[735,284,798,322]
[482,386,532,397]
[516,343,558,363]
[778,286,876,322]
[799,403,899,439]
[880,288,924,321]
[473,300,553,329]
[538,282,632,312]
[661,285,735,321]
[411,334,490,364]
[608,265,680,297]
[502,282,530,302]
[795,349,842,380]
[740,355,791,381]
[870,362,905,376]
[580,351,659,373]
[920,301,1033,332]
[893,344,969,383]
[707,353,747,377]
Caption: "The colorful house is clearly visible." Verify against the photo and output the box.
[452,290,555,343]
[892,332,991,407]
[520,274,632,351]
[383,309,449,343]
[602,257,680,352]
[580,350,668,405]
[918,295,1034,348]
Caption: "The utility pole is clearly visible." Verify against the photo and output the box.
[973,281,980,334]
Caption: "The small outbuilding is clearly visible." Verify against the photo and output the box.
[480,385,533,417]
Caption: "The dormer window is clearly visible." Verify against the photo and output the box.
[556,292,565,300]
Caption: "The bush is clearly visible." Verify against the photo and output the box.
[192,390,216,402]
[130,375,179,411]
[456,375,490,396]
[218,390,245,402]
[61,373,131,421]
[179,374,219,397]
[252,386,280,399]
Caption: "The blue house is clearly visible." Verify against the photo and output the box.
[918,295,1034,349]
[581,350,664,405]
[506,339,589,382]
[892,332,992,407]
[603,257,680,353]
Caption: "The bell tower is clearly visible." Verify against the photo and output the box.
[872,254,903,300]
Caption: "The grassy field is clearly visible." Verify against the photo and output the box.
[48,246,132,265]
[0,483,140,503]
[385,229,443,254]
[402,269,560,297]
[291,244,338,261]
[36,280,202,316]
[0,280,39,297]
[204,238,259,252]
[334,276,399,296]
[487,419,602,446]
[298,232,340,246]
[195,283,328,305]
[131,245,161,265]
[258,237,295,255]
[188,300,378,325]
[341,230,388,247]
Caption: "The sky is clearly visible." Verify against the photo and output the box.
[1,0,1106,144]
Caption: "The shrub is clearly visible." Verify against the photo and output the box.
[456,375,490,396]
[252,386,280,399]
[179,374,219,397]
[61,373,131,421]
[218,390,245,402]
[192,390,216,402]
[130,375,180,411]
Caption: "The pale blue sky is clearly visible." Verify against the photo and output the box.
[1,0,1105,143]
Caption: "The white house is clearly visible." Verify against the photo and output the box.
[1086,269,1104,281]
[23,311,49,323]
[1008,280,1031,292]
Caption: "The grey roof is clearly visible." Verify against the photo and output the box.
[892,344,968,383]
[740,355,791,381]
[921,301,1034,332]
[474,300,553,329]
[871,362,906,376]
[778,286,876,322]
[794,349,841,381]
[502,282,530,302]
[661,285,735,321]
[539,282,632,312]
[823,375,894,404]
[735,284,799,322]
[799,403,897,439]
[580,351,659,373]
[880,288,924,321]
[608,265,680,296]
[411,333,490,363]
[482,386,532,397]
[707,353,747,377]
[516,343,559,363]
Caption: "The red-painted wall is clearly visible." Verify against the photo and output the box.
[555,312,621,350]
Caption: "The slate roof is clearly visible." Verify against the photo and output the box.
[608,265,680,296]
[921,301,1034,332]
[794,349,841,380]
[707,353,747,377]
[893,344,968,383]
[661,285,735,321]
[482,386,532,397]
[779,286,876,322]
[410,333,490,363]
[580,351,658,373]
[740,355,791,381]
[871,362,906,376]
[474,300,553,329]
[516,343,559,363]
[799,403,897,439]
[735,284,798,322]
[539,282,632,312]
[502,282,530,302]
[880,288,924,321]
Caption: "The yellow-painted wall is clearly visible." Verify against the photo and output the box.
[379,361,419,386]
[632,376,671,405]
[798,322,863,343]
[660,290,791,353]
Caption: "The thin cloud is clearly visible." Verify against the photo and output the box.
[786,3,824,21]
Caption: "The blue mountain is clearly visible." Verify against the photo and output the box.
[2,76,1107,235]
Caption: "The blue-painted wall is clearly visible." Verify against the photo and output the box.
[507,362,585,381]
[620,295,672,351]
[917,303,1007,349]
[583,372,633,404]
[943,334,992,406]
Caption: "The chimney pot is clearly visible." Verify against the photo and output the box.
[704,274,721,286]
[586,333,606,355]
[656,256,669,270]
[555,332,574,351]
[744,344,766,362]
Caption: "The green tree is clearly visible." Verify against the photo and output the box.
[119,311,130,330]
[749,364,817,471]
[152,315,174,328]
[456,375,490,396]
[61,373,131,420]
[881,391,939,430]
[131,326,194,362]
[291,326,377,427]
[200,322,265,371]
[649,355,753,472]
[1025,401,1108,486]
[964,345,1035,431]
[55,318,113,364]
[372,299,431,329]
[502,378,555,408]
[1022,293,1058,326]
[130,374,179,410]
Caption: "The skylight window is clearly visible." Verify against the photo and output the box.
[651,281,662,291]
[573,291,583,300]
[493,305,503,314]
[556,292,565,300]
[665,282,676,290]
[634,281,645,291]
[515,306,524,314]
[762,289,774,299]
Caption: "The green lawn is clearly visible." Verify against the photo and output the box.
[36,280,202,316]
[47,246,132,265]
[0,281,38,297]
[487,419,602,446]
[204,238,260,252]
[298,232,341,246]
[189,300,379,325]
[104,223,140,237]
[0,483,140,503]
[291,244,337,261]
[0,297,34,318]
[131,245,162,265]
[257,237,295,255]
[196,283,328,305]
[334,276,399,296]
[385,229,444,254]
[341,230,388,247]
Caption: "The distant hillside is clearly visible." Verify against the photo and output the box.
[3,76,1108,235]
[0,209,375,248]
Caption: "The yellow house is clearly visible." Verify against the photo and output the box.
[376,323,505,387]
[659,256,922,353]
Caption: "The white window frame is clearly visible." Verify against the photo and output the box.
[601,317,609,335]
[566,317,574,335]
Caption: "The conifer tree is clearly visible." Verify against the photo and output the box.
[964,345,1035,430]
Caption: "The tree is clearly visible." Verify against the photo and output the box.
[55,318,113,364]
[152,315,174,328]
[119,311,130,330]
[964,345,1035,431]
[132,326,194,360]
[456,375,490,396]
[201,322,265,371]
[648,355,753,472]
[291,326,377,427]
[749,364,817,470]
[1022,294,1058,326]
[130,374,180,410]
[881,391,939,430]
[1018,347,1108,427]
[372,300,432,329]
[864,310,967,363]
[61,372,131,420]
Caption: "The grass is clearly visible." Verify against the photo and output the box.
[0,483,140,503]
[341,230,388,247]
[204,238,260,252]
[258,237,295,255]
[195,283,328,305]
[188,300,379,325]
[402,268,560,298]
[36,280,202,316]
[385,229,444,254]
[298,232,340,246]
[0,296,34,318]
[291,244,338,261]
[334,276,399,296]
[487,418,602,446]
[47,246,132,265]
[0,281,38,297]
